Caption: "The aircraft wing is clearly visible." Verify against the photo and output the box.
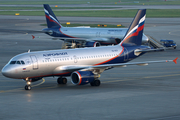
[135,48,165,52]
[59,58,178,74]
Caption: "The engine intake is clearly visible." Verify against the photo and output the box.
[85,41,101,47]
[71,71,95,85]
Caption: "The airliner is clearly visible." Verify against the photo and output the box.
[42,4,149,47]
[2,9,177,90]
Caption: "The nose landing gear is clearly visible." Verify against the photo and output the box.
[25,80,31,90]
[24,78,31,90]
[25,85,31,90]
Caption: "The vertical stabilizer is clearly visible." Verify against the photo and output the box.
[43,4,62,28]
[120,9,146,46]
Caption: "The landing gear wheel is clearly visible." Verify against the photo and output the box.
[90,80,101,86]
[90,82,95,86]
[25,85,31,90]
[62,78,67,84]
[94,80,101,86]
[57,77,67,84]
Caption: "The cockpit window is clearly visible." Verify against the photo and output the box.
[21,61,25,64]
[9,60,25,65]
[10,61,16,64]
[16,61,21,64]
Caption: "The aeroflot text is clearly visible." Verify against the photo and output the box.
[43,52,68,57]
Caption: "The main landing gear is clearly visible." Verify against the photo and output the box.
[90,79,101,86]
[57,77,67,84]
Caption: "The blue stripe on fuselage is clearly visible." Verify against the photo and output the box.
[101,46,146,65]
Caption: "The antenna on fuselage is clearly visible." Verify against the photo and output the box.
[28,49,30,53]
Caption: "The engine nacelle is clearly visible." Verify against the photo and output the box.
[85,41,101,47]
[71,71,95,85]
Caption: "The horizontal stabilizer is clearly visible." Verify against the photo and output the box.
[173,57,178,64]
[135,48,165,53]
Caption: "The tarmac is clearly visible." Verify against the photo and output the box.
[0,15,180,120]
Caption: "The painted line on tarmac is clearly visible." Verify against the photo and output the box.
[31,78,45,87]
[1,73,180,93]
[143,74,180,79]
[0,88,23,93]
[102,73,180,84]
[0,78,46,93]
[102,79,133,83]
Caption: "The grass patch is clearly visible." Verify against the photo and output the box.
[0,0,180,5]
[0,6,118,10]
[1,9,180,18]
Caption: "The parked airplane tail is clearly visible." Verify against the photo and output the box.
[120,9,146,46]
[43,4,62,28]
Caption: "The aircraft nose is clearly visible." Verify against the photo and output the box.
[1,66,13,78]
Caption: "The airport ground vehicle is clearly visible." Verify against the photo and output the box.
[160,40,177,49]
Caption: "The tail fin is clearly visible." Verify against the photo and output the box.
[43,4,62,28]
[120,9,146,46]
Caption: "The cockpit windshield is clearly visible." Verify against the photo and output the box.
[10,61,16,64]
[10,60,25,65]
[21,61,25,64]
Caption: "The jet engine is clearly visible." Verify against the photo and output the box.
[71,71,96,85]
[85,41,101,47]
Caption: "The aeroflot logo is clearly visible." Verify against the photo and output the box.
[43,52,68,57]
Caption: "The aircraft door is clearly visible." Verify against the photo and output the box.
[124,48,128,61]
[30,55,38,70]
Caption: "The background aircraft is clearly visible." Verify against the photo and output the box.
[42,4,149,48]
[2,9,177,90]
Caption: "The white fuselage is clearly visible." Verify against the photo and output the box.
[2,45,126,79]
[45,27,148,44]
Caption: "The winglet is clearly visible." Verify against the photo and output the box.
[32,35,35,39]
[173,57,178,64]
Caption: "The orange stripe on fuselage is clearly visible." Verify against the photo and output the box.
[93,46,124,66]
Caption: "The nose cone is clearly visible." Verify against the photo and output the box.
[1,65,14,78]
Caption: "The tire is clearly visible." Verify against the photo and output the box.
[57,77,67,84]
[25,85,31,90]
[57,78,62,84]
[94,80,101,86]
[62,78,67,84]
[90,82,95,86]
[91,80,101,86]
